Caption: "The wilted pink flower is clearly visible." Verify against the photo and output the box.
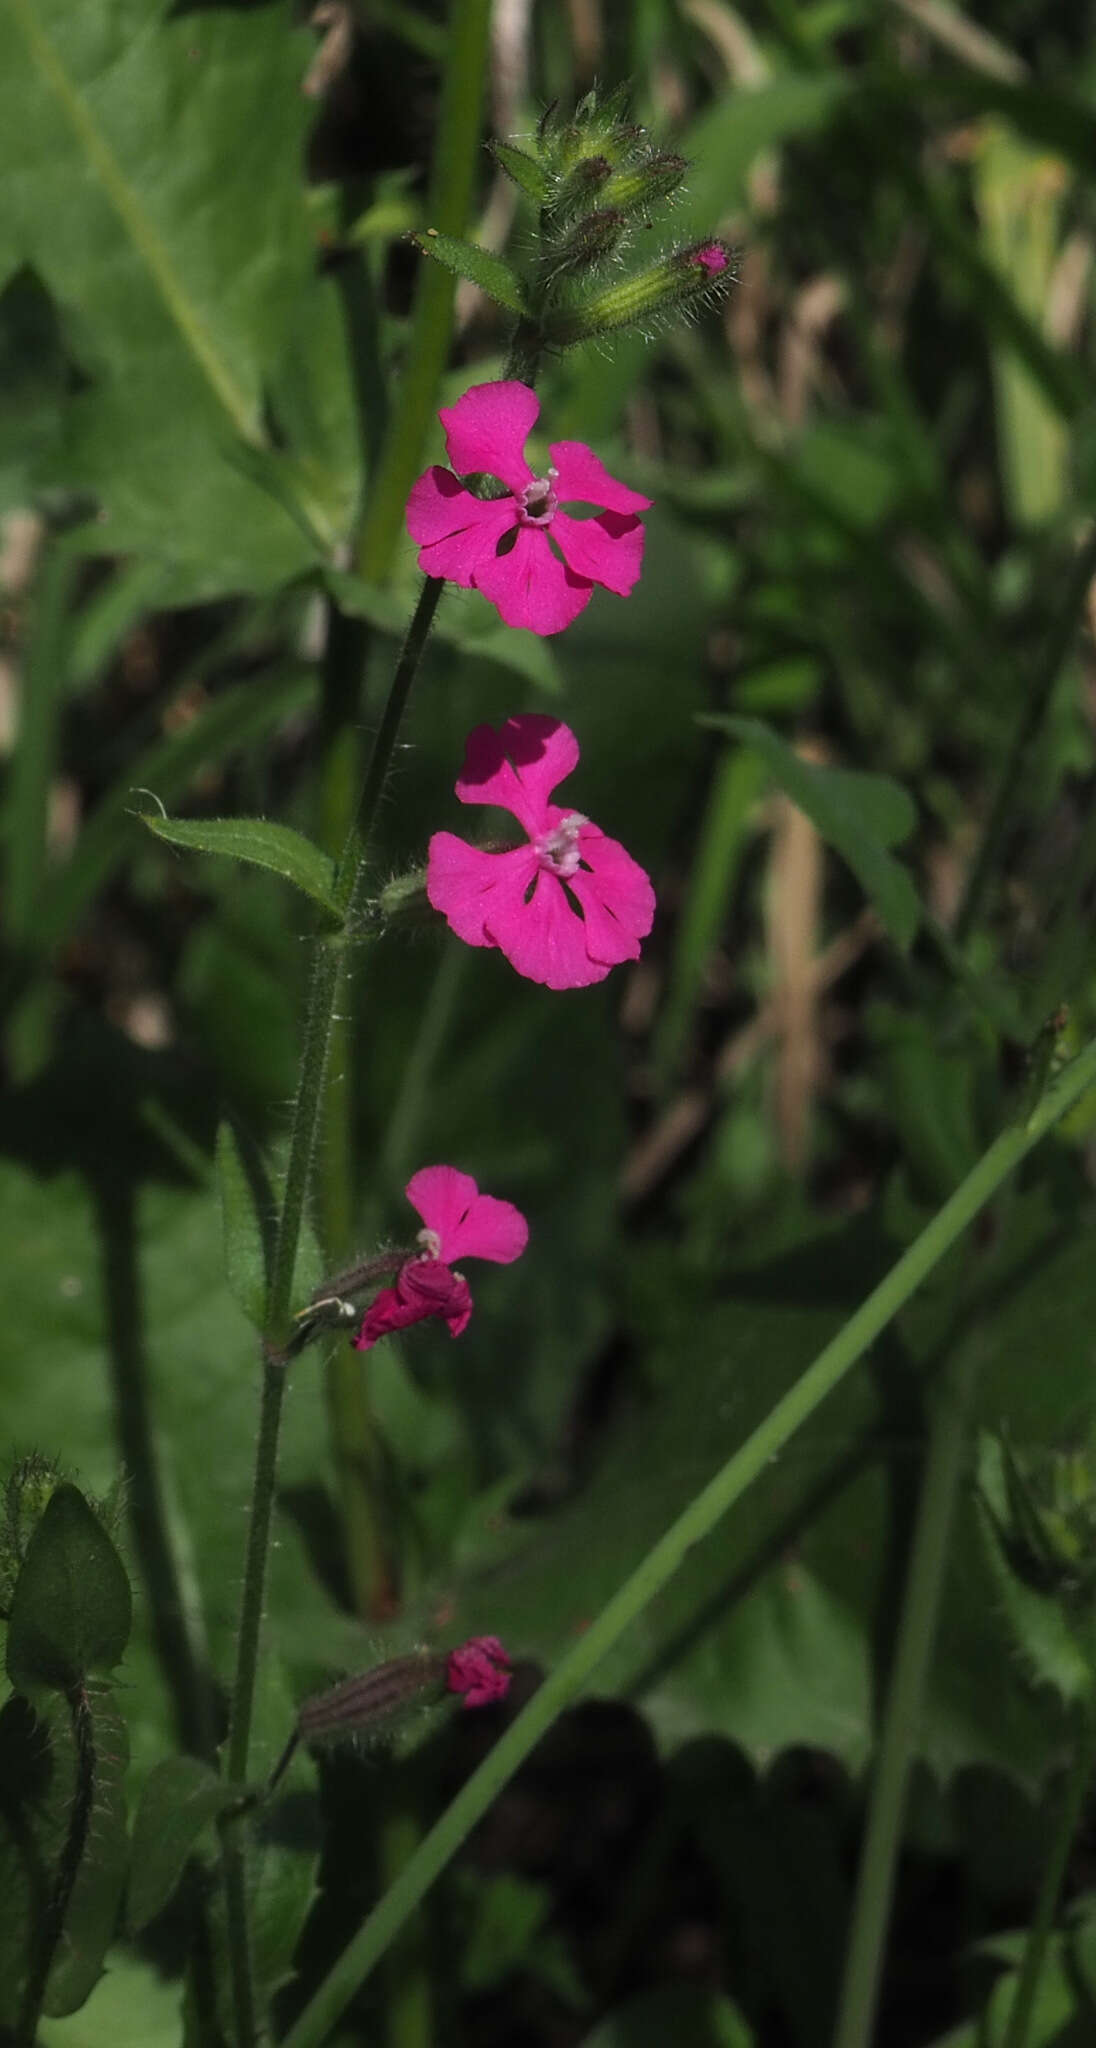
[352,1166,528,1352]
[427,714,655,991]
[406,380,651,635]
[447,1635,512,1709]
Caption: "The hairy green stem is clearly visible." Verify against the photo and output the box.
[221,938,346,2042]
[1001,1701,1096,2048]
[831,1341,982,2048]
[280,1031,1096,2048]
[334,576,445,911]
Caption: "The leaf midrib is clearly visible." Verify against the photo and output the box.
[6,0,262,447]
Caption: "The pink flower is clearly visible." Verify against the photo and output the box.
[446,1635,512,1709]
[427,714,656,991]
[406,380,651,635]
[693,242,729,274]
[352,1166,528,1353]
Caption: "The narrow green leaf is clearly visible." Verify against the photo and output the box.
[216,1122,272,1331]
[143,815,340,922]
[703,714,923,951]
[128,1757,238,1932]
[6,1486,132,1695]
[488,139,552,204]
[409,230,527,314]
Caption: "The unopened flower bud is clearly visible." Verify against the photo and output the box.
[376,865,432,926]
[543,238,734,345]
[546,207,628,279]
[596,151,689,219]
[298,1651,446,1745]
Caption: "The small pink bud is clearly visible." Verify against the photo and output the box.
[693,241,730,274]
[446,1635,512,1709]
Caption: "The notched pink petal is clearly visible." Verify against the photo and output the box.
[475,526,592,636]
[427,834,538,948]
[489,868,609,990]
[445,1193,528,1267]
[440,380,539,495]
[455,715,580,834]
[551,509,646,597]
[352,1283,423,1351]
[406,470,516,587]
[405,1165,481,1245]
[576,827,657,942]
[398,1260,473,1337]
[548,441,652,515]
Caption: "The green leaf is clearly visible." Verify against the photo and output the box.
[142,816,341,923]
[703,714,923,950]
[38,1949,184,2048]
[489,140,552,204]
[127,1756,237,1932]
[0,1693,128,2028]
[215,1122,272,1333]
[7,1485,132,1694]
[45,1699,129,2017]
[410,231,527,314]
[0,1,354,599]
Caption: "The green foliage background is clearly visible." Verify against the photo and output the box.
[4,0,1096,2043]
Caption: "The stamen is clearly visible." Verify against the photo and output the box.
[535,811,588,878]
[518,466,559,527]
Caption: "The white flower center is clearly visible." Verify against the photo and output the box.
[518,467,559,528]
[535,811,587,878]
[415,1227,442,1260]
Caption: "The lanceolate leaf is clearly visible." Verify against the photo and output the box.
[143,816,341,923]
[409,231,528,314]
[489,140,552,204]
[704,713,923,950]
[6,1486,132,1695]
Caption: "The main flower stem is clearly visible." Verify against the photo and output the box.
[221,935,346,2045]
[1001,1700,1096,2048]
[831,1340,982,2048]
[279,1032,1096,2048]
[335,576,445,914]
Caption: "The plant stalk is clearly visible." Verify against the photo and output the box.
[1001,1700,1096,2048]
[279,1031,1096,2048]
[831,1340,982,2048]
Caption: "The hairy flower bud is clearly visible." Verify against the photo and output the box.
[596,151,689,219]
[543,238,734,345]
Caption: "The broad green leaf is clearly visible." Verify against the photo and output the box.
[38,1949,184,2048]
[7,1485,132,1694]
[489,140,552,204]
[703,714,922,949]
[127,1756,237,1932]
[215,1122,273,1333]
[410,231,528,314]
[0,1,355,599]
[142,815,341,922]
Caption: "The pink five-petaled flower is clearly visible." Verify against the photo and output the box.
[427,714,656,992]
[351,1166,528,1353]
[406,380,651,636]
[446,1636,512,1710]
